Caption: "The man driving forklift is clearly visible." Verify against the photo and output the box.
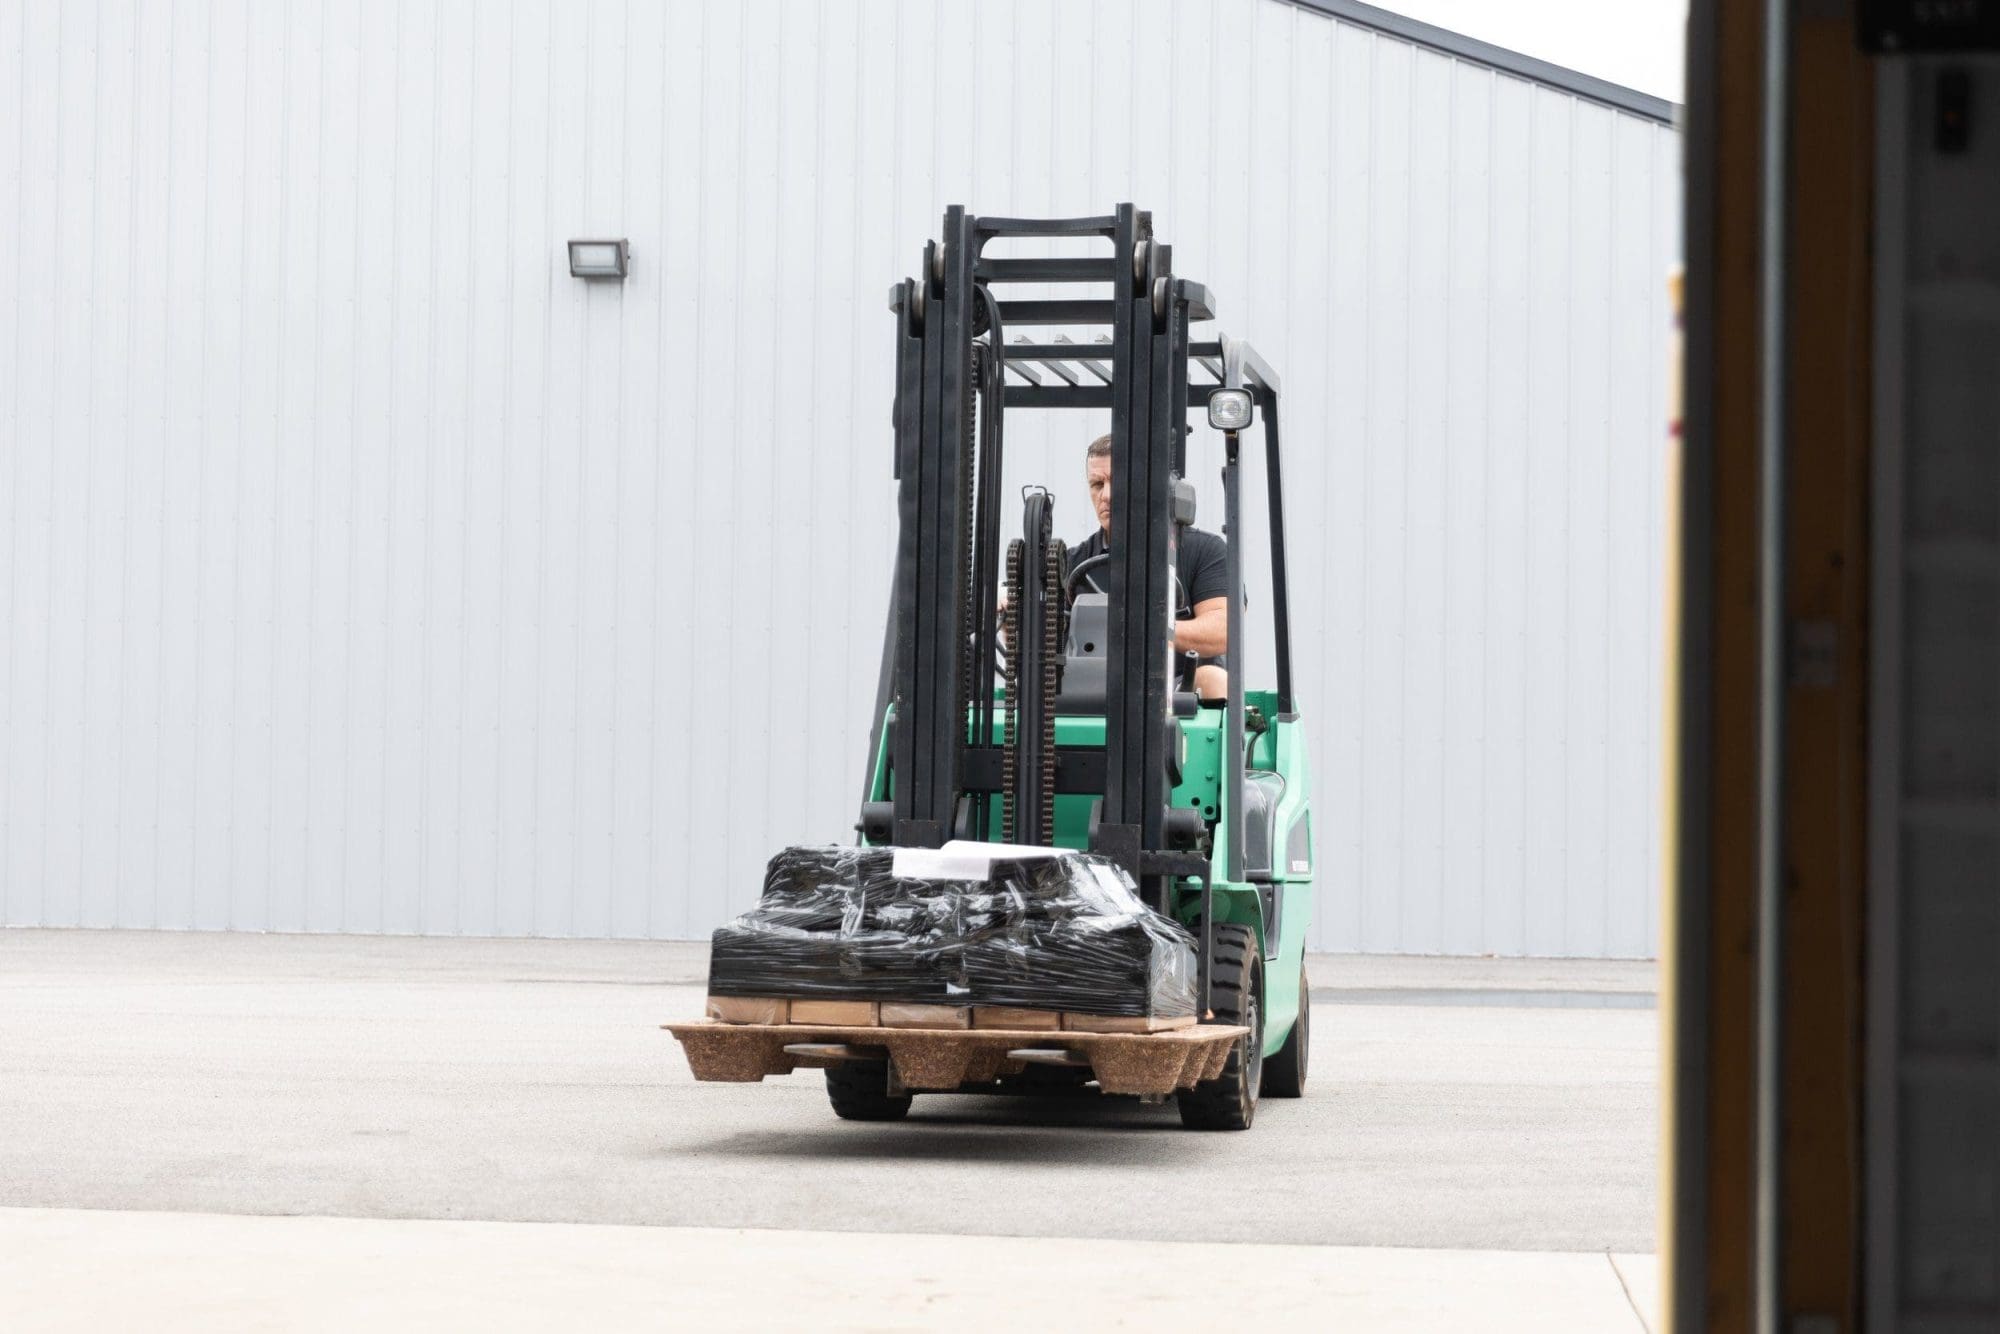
[1067,433,1231,702]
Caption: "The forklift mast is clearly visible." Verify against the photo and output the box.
[868,204,1293,910]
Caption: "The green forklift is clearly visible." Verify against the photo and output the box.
[850,204,1316,1130]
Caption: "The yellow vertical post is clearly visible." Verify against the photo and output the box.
[1674,1,1770,1326]
[1659,264,1685,1327]
[1672,4,1876,1329]
[1775,12,1872,1325]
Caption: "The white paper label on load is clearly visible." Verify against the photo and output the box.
[890,840,1066,880]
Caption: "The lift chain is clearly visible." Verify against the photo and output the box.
[1038,539,1066,845]
[1001,538,1024,843]
[956,336,977,793]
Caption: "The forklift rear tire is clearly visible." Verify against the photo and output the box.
[1178,923,1263,1130]
[1260,964,1309,1098]
[825,1062,913,1122]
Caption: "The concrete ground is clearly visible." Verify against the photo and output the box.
[0,930,1660,1329]
[3,1209,1660,1332]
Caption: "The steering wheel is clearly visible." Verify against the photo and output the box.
[1065,553,1111,599]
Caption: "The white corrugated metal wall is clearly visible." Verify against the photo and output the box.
[0,0,1678,955]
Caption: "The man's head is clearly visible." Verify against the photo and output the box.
[1085,433,1113,534]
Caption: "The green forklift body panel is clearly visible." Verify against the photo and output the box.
[864,688,1314,1059]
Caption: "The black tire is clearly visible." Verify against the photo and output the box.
[1178,923,1263,1130]
[1261,963,1309,1098]
[825,1062,913,1122]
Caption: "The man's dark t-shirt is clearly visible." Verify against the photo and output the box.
[1066,526,1229,683]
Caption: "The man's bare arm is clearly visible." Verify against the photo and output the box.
[1173,596,1229,658]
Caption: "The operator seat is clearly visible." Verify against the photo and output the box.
[1054,594,1111,715]
[1238,771,1288,880]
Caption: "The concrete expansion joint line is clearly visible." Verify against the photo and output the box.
[1606,1249,1651,1334]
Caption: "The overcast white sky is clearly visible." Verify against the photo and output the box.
[1376,0,1689,103]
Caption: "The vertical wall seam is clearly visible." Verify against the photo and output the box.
[1438,55,1456,951]
[1,0,29,923]
[567,0,595,939]
[1164,0,1179,214]
[1283,0,1298,735]
[1602,112,1618,953]
[490,0,518,934]
[301,0,328,931]
[338,0,367,930]
[1518,87,1533,950]
[226,0,255,929]
[375,0,407,932]
[75,0,104,927]
[840,0,871,873]
[1396,40,1414,951]
[642,0,671,941]
[186,0,216,929]
[758,0,787,916]
[528,0,555,936]
[416,0,445,934]
[800,0,827,876]
[39,0,69,926]
[1086,0,1100,195]
[606,0,631,936]
[678,0,712,939]
[451,0,478,937]
[1243,0,1258,330]
[1312,10,1328,948]
[112,0,148,925]
[1560,97,1576,954]
[1358,28,1375,951]
[1479,67,1497,949]
[723,0,751,910]
[149,0,180,930]
[260,0,295,929]
[1646,122,1668,956]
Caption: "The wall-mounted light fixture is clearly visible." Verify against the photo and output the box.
[568,239,629,280]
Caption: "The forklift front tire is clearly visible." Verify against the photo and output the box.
[1178,923,1263,1130]
[825,1062,914,1122]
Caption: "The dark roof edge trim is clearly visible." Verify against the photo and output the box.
[1287,0,1680,125]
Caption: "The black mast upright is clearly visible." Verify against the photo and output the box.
[1093,205,1177,906]
[890,207,978,848]
[880,205,1221,893]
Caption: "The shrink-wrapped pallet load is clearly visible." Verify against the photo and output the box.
[704,842,1198,1026]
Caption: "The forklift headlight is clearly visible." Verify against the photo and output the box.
[1207,388,1253,432]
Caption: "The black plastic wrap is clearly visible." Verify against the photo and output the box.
[707,847,958,1000]
[958,860,1198,1017]
[706,844,1197,1018]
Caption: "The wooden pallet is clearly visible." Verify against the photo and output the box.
[663,1018,1247,1098]
[705,996,1197,1034]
